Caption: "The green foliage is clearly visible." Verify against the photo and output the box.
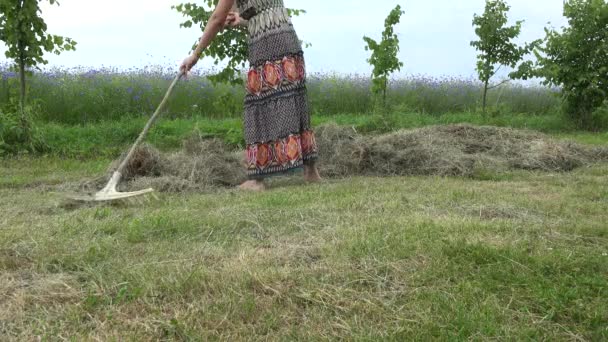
[363,5,404,111]
[470,0,537,113]
[0,104,47,155]
[591,102,608,129]
[32,111,596,159]
[173,1,305,85]
[0,0,76,68]
[512,0,608,130]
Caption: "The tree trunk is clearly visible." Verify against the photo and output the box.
[15,0,30,143]
[16,0,25,115]
[17,57,31,144]
[383,77,387,108]
[482,80,489,116]
[579,105,593,131]
[18,57,26,115]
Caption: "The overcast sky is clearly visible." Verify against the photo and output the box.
[1,0,567,78]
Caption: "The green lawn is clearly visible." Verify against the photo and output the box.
[37,112,608,158]
[1,152,607,339]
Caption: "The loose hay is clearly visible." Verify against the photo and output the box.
[124,131,246,192]
[110,143,165,180]
[104,124,606,193]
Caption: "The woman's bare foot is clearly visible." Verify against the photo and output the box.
[304,164,322,183]
[239,180,265,191]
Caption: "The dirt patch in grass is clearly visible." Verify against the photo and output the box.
[89,124,607,192]
[455,203,546,222]
[0,249,32,272]
[0,271,81,336]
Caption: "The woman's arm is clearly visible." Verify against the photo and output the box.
[180,0,235,72]
[193,0,235,56]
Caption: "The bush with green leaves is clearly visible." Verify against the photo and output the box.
[0,104,47,155]
[173,1,305,85]
[0,0,75,151]
[363,5,404,111]
[513,0,608,130]
[470,0,537,114]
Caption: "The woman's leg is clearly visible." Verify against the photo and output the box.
[239,179,266,191]
[303,160,321,182]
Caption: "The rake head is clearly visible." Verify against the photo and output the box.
[70,171,154,202]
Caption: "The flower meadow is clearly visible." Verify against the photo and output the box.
[0,65,559,125]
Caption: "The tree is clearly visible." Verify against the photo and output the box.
[0,0,76,153]
[512,0,608,129]
[363,5,404,111]
[470,0,536,114]
[173,1,306,85]
[0,0,76,145]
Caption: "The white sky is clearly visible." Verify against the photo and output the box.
[1,0,567,78]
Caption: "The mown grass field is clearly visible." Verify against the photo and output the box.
[1,124,607,340]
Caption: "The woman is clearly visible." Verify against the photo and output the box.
[180,0,321,191]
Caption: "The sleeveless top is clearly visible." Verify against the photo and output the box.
[236,0,292,38]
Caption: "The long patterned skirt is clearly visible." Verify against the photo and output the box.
[243,25,318,179]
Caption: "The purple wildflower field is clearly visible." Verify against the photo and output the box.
[0,63,558,124]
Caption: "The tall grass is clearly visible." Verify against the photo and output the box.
[0,65,560,124]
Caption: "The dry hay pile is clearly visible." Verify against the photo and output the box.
[109,124,606,192]
[316,123,607,178]
[116,132,245,193]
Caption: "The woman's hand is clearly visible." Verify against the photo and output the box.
[181,0,233,75]
[224,11,243,27]
[180,54,199,74]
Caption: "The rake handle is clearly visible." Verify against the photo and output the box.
[114,72,184,177]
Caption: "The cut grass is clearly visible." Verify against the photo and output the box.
[1,156,607,340]
[0,157,108,188]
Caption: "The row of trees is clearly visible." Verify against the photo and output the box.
[470,0,608,129]
[365,0,607,129]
